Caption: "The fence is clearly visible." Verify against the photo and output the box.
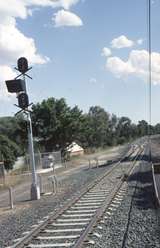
[0,152,62,208]
[0,148,118,208]
[0,151,62,190]
[25,151,62,172]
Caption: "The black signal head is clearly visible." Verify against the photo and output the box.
[17,57,28,74]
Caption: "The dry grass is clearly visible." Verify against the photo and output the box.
[0,145,122,191]
[0,173,31,190]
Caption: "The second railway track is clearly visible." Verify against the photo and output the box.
[8,144,143,248]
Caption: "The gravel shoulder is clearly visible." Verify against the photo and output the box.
[1,140,159,248]
[88,143,160,248]
[125,159,160,248]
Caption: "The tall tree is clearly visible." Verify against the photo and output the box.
[137,120,148,136]
[87,106,110,147]
[31,98,84,151]
[116,117,132,143]
[0,135,21,170]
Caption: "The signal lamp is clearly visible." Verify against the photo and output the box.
[17,57,29,74]
[18,92,29,109]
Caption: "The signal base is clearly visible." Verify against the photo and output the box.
[30,183,40,200]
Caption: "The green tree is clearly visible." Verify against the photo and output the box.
[154,123,160,134]
[0,135,21,170]
[31,98,84,151]
[87,106,110,147]
[137,120,148,136]
[116,117,132,143]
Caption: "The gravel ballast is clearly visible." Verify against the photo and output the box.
[88,148,160,248]
[0,149,125,248]
[1,141,159,248]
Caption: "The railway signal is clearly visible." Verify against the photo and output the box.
[5,57,40,200]
[15,57,32,80]
[17,57,29,74]
[18,92,29,110]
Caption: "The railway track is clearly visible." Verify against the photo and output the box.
[8,145,143,248]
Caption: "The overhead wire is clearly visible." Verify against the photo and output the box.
[147,0,152,160]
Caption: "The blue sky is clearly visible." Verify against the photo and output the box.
[0,0,160,124]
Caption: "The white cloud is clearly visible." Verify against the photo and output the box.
[0,65,17,82]
[101,47,111,57]
[105,49,160,84]
[53,9,83,27]
[0,65,17,101]
[54,0,80,10]
[0,1,53,73]
[0,17,48,65]
[27,0,80,10]
[137,39,143,45]
[0,0,79,16]
[89,78,97,84]
[106,57,134,77]
[0,0,82,97]
[0,1,28,19]
[111,35,134,49]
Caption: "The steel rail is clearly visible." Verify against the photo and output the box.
[9,145,137,248]
[120,151,144,248]
[73,148,143,248]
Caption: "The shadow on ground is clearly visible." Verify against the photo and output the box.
[122,154,150,163]
[151,154,160,164]
[128,163,158,210]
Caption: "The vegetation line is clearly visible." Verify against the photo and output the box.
[0,97,159,170]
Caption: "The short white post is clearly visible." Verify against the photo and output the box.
[95,158,99,168]
[9,187,13,209]
[89,159,91,169]
[64,160,67,169]
[39,175,43,195]
[52,178,56,194]
[53,164,55,174]
[52,175,58,194]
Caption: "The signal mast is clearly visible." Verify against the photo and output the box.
[5,58,40,200]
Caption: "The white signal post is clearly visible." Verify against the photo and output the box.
[5,57,40,200]
[22,69,40,200]
[27,111,40,200]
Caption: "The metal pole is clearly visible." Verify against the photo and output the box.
[147,0,152,161]
[23,75,40,200]
[27,112,40,200]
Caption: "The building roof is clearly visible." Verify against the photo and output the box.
[67,142,84,153]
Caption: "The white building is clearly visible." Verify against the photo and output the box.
[67,142,84,157]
